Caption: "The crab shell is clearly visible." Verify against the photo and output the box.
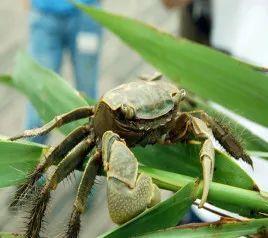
[94,77,183,146]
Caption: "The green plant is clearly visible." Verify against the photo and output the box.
[0,5,268,238]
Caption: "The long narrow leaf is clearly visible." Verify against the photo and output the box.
[138,218,268,238]
[249,151,268,158]
[0,139,45,188]
[77,5,268,127]
[12,52,89,134]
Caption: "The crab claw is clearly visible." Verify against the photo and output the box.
[199,139,215,208]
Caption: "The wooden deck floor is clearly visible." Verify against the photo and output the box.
[0,1,178,237]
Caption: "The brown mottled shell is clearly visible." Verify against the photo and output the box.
[102,78,179,120]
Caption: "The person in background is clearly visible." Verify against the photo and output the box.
[162,0,211,45]
[24,0,102,143]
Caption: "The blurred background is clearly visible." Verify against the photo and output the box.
[0,0,268,237]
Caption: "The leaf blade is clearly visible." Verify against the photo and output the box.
[12,52,89,134]
[138,218,268,238]
[0,139,45,188]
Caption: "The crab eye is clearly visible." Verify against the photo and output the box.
[172,89,186,104]
[120,104,135,119]
[179,89,186,100]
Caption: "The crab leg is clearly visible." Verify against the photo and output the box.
[102,131,161,224]
[172,114,215,208]
[9,106,94,141]
[25,137,95,238]
[191,116,215,208]
[199,139,215,207]
[199,112,253,166]
[10,124,92,208]
[66,150,101,238]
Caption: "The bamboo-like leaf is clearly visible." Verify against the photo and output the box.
[140,166,268,218]
[249,151,268,158]
[77,4,268,128]
[12,52,89,134]
[0,138,45,188]
[100,181,197,238]
[138,218,268,238]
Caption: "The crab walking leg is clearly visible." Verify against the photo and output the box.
[66,150,101,238]
[43,125,93,167]
[102,131,161,224]
[199,139,215,207]
[199,112,253,166]
[44,137,95,191]
[25,137,95,238]
[191,117,215,208]
[9,106,94,141]
[10,124,92,208]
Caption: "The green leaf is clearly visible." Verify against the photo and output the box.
[0,75,13,87]
[134,143,257,191]
[140,166,268,217]
[100,181,197,238]
[0,138,45,188]
[77,5,268,127]
[249,151,268,158]
[138,218,268,238]
[12,52,89,134]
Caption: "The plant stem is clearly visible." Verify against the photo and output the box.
[139,166,268,217]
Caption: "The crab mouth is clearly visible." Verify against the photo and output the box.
[115,107,176,134]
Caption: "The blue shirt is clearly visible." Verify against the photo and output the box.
[31,0,99,14]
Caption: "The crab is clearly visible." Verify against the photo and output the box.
[9,73,252,238]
